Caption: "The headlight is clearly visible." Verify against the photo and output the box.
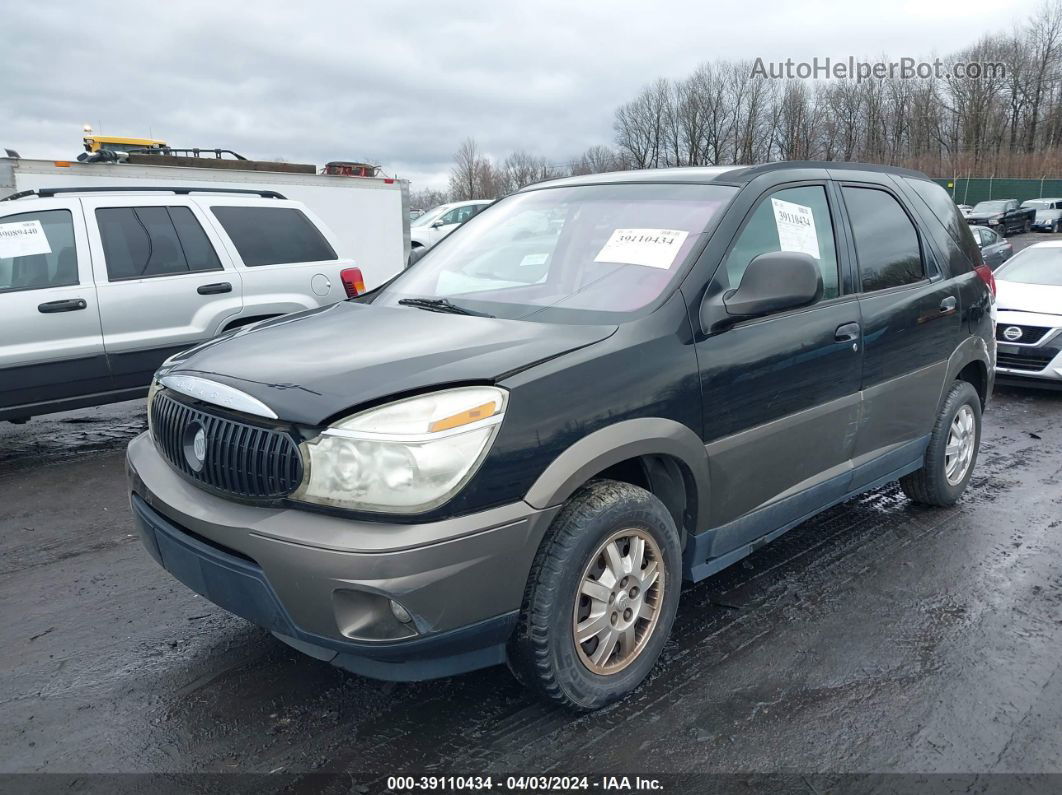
[292,386,507,513]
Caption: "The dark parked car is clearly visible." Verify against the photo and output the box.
[1021,198,1062,232]
[966,199,1035,235]
[970,224,1013,268]
[128,162,996,710]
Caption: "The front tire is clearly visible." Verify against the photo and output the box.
[508,479,682,711]
[900,381,981,507]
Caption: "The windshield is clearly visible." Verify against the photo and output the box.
[1022,200,1050,209]
[996,247,1062,286]
[375,183,737,323]
[411,204,452,228]
[973,201,1007,212]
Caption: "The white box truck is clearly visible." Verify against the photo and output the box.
[0,155,410,288]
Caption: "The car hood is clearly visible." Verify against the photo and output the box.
[996,280,1062,318]
[1034,209,1062,220]
[161,301,617,426]
[967,211,1002,221]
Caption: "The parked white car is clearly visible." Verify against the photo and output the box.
[409,200,492,251]
[993,240,1062,387]
[0,186,365,422]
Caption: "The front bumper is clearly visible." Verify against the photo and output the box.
[127,431,559,680]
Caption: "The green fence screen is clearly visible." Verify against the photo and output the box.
[933,177,1062,205]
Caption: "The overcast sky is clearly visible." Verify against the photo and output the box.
[2,0,1019,191]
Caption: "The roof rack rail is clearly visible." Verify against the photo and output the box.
[0,186,288,202]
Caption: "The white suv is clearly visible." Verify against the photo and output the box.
[0,186,365,422]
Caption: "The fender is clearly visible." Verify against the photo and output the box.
[939,335,992,409]
[523,417,711,527]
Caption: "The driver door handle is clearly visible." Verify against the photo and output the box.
[835,322,861,343]
[38,298,87,313]
[197,282,232,295]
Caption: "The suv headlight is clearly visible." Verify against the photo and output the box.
[292,386,507,513]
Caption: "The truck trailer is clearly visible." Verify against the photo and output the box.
[0,155,410,289]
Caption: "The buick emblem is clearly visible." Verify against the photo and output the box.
[1003,326,1023,342]
[183,422,208,472]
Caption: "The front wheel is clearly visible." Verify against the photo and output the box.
[1024,219,1032,234]
[508,479,682,711]
[900,381,982,506]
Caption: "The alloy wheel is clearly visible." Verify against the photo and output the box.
[945,405,976,485]
[572,528,665,675]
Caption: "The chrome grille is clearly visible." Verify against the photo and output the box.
[150,390,303,498]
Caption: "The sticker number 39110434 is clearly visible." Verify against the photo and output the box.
[594,228,690,270]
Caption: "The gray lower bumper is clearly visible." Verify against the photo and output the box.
[126,431,559,680]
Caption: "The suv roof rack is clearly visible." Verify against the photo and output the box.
[0,186,288,202]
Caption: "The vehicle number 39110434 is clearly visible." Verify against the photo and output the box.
[386,775,602,791]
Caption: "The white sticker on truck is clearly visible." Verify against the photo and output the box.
[594,228,690,269]
[0,219,52,258]
[770,198,820,259]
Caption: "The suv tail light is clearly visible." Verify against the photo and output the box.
[340,267,365,298]
[974,264,996,298]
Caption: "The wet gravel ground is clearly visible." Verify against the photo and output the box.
[1,233,1060,792]
[2,387,1060,793]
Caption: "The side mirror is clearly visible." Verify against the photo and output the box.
[700,251,823,333]
[431,219,446,229]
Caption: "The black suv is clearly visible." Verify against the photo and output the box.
[128,162,996,710]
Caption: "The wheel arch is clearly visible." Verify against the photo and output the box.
[942,336,992,410]
[523,418,710,542]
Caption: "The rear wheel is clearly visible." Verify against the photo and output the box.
[508,479,682,711]
[900,381,981,506]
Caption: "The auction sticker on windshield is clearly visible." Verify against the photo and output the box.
[0,219,52,258]
[594,228,689,269]
[771,198,819,259]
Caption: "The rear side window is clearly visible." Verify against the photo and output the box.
[843,187,925,292]
[0,209,78,293]
[903,178,980,272]
[97,206,222,280]
[211,206,336,267]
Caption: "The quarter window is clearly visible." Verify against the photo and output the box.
[720,185,840,300]
[843,187,925,292]
[211,206,336,267]
[97,206,222,281]
[0,209,78,293]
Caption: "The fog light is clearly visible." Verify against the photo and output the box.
[390,600,413,624]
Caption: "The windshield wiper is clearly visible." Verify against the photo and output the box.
[397,297,494,318]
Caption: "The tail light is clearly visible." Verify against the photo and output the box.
[974,264,996,298]
[340,267,366,298]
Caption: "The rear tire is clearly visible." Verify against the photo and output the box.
[900,381,981,507]
[508,479,682,711]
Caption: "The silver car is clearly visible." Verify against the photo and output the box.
[0,186,362,422]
